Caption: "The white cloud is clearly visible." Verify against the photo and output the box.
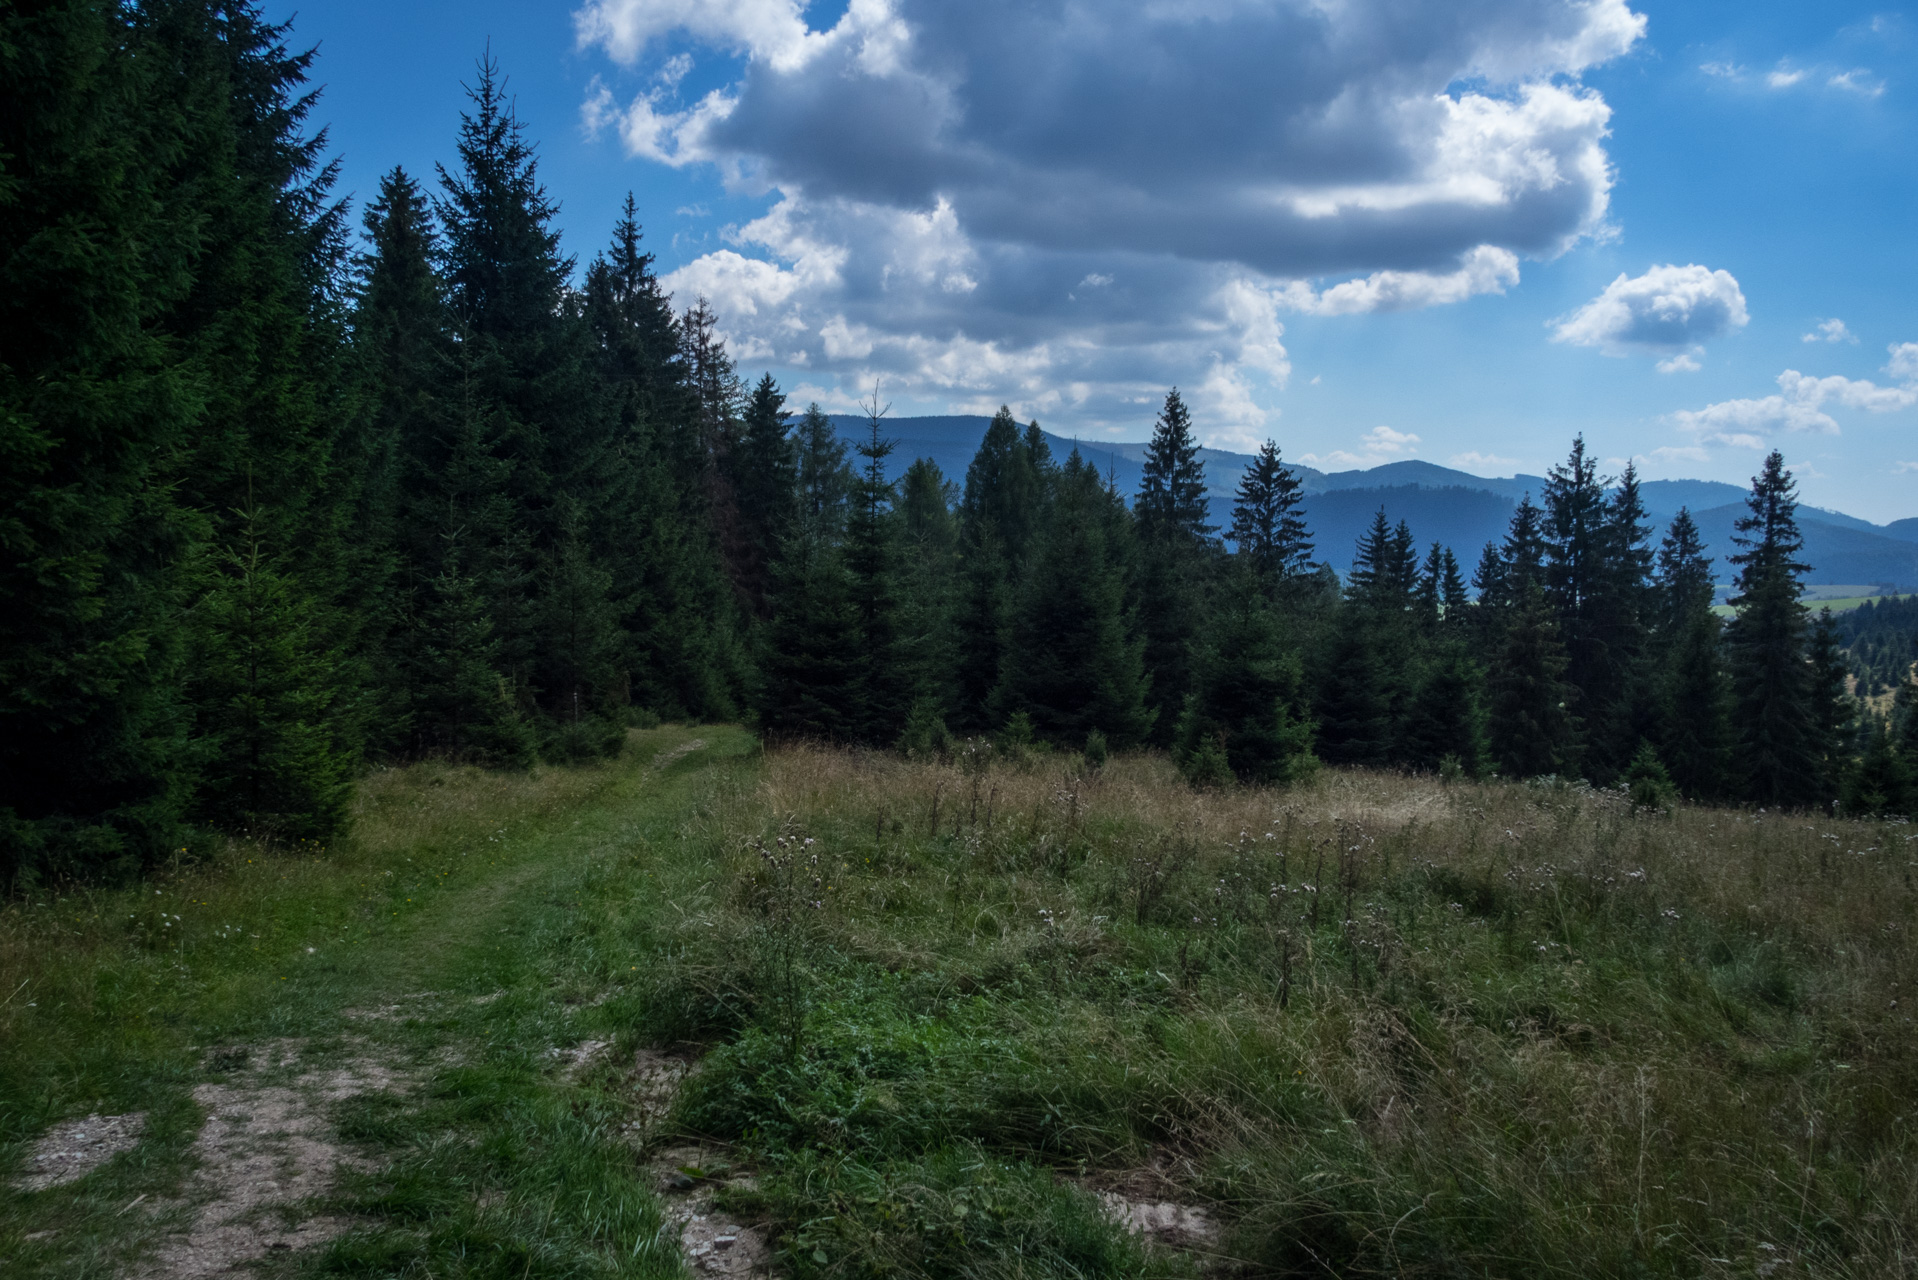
[1829,69,1886,97]
[1450,450,1521,470]
[1893,460,1918,474]
[1803,318,1857,344]
[1553,263,1748,358]
[574,0,822,71]
[1886,342,1918,382]
[1657,354,1701,374]
[1279,247,1519,315]
[1301,426,1420,469]
[575,0,1646,425]
[1700,56,1885,99]
[1671,343,1918,440]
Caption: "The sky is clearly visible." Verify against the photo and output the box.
[273,0,1918,522]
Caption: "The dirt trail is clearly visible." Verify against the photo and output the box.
[134,1041,408,1280]
[13,728,734,1280]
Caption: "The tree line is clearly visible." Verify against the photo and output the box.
[4,5,1914,885]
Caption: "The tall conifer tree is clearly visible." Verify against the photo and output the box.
[1134,388,1215,740]
[994,452,1152,747]
[2,0,202,879]
[1724,451,1820,806]
[1229,441,1314,598]
[1650,510,1732,799]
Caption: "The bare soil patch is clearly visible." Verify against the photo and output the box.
[13,1111,147,1192]
[136,1042,408,1280]
[649,1144,769,1277]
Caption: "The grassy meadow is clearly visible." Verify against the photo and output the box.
[5,728,1918,1278]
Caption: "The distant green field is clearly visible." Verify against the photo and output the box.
[1712,590,1911,618]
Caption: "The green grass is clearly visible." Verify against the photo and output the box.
[7,730,1918,1278]
[0,725,757,1280]
[628,747,1918,1278]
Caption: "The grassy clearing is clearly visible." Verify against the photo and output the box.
[624,745,1918,1278]
[0,725,757,1280]
[6,729,1918,1278]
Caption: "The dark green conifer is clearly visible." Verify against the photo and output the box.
[584,205,738,721]
[844,395,908,745]
[952,407,1051,730]
[1723,451,1820,807]
[1134,389,1216,741]
[188,506,356,838]
[1229,441,1314,598]
[730,374,798,618]
[1175,562,1316,785]
[895,459,961,719]
[1488,579,1578,779]
[758,532,859,742]
[1,0,201,879]
[994,453,1152,747]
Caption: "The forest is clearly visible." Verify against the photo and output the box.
[5,0,1917,890]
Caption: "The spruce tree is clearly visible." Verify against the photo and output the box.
[1723,451,1820,807]
[1488,579,1578,779]
[952,407,1050,730]
[1317,510,1418,765]
[1312,615,1393,768]
[794,403,855,535]
[1134,388,1216,740]
[188,505,355,838]
[1542,438,1647,781]
[844,395,908,745]
[436,52,579,717]
[730,374,798,618]
[1485,498,1578,777]
[993,452,1152,747]
[147,0,365,831]
[895,459,961,722]
[1403,647,1490,776]
[1175,561,1316,785]
[1650,510,1734,800]
[1808,608,1855,804]
[1229,440,1314,598]
[1,0,202,880]
[584,206,738,721]
[681,297,751,602]
[351,166,451,753]
[758,532,859,742]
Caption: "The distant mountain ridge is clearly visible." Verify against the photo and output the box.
[827,414,1918,587]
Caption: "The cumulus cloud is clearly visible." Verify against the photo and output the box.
[1301,426,1420,469]
[1278,248,1520,315]
[1553,264,1749,360]
[1672,343,1918,440]
[1803,318,1857,344]
[575,0,1645,433]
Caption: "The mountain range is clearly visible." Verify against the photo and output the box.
[830,415,1918,591]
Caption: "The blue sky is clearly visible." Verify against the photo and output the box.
[276,0,1918,521]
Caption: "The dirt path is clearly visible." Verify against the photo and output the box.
[8,728,748,1280]
[136,1042,406,1279]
